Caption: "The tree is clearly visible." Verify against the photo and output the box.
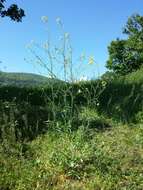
[106,14,143,75]
[0,0,25,22]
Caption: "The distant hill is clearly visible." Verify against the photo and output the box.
[0,71,63,87]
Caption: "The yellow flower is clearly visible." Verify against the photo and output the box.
[88,55,94,65]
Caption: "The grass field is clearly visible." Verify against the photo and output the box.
[1,117,143,189]
[0,68,143,190]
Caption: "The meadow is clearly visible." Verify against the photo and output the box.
[0,67,143,190]
[1,1,143,189]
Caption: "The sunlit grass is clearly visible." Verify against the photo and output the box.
[1,107,143,190]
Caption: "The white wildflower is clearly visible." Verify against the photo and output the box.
[41,16,48,23]
[78,89,81,93]
[56,17,61,24]
[64,32,70,39]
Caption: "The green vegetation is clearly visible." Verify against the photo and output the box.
[0,0,25,22]
[0,71,63,87]
[1,12,143,190]
[106,14,143,75]
[97,67,143,122]
[1,110,143,189]
[0,67,143,189]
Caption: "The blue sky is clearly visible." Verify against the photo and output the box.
[0,0,143,79]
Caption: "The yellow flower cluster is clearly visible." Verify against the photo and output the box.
[88,56,94,65]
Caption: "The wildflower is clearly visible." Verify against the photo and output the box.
[88,55,95,65]
[5,105,9,108]
[64,32,70,39]
[78,89,81,93]
[73,79,78,83]
[96,102,100,106]
[56,17,61,24]
[101,80,107,87]
[41,16,48,23]
[70,161,75,168]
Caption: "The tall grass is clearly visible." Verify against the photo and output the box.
[1,118,143,189]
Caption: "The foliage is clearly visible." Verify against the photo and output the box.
[106,14,143,75]
[98,68,143,122]
[0,59,143,190]
[1,116,143,189]
[0,66,143,136]
[1,13,143,190]
[0,0,25,22]
[0,71,64,87]
[135,111,143,123]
